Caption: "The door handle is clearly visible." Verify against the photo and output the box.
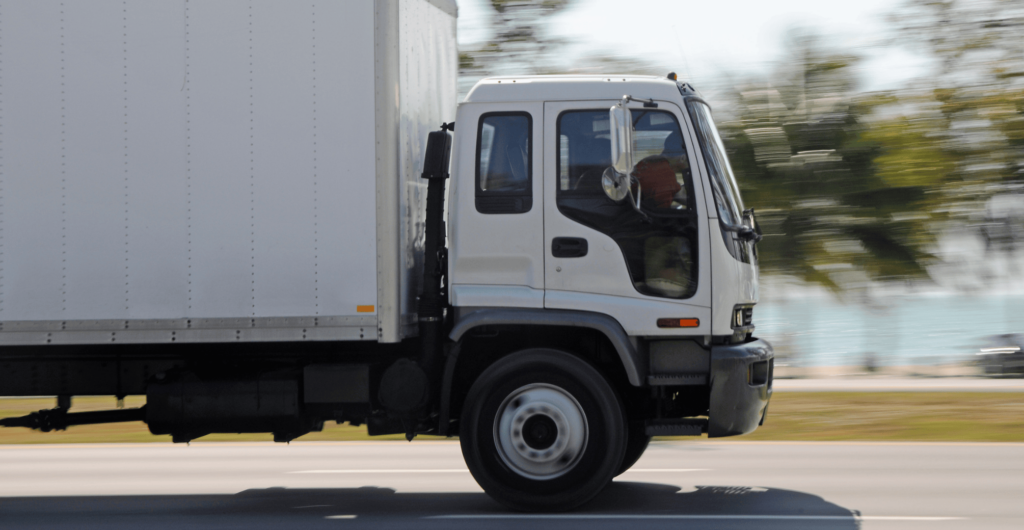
[552,237,588,258]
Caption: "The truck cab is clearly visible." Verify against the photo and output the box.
[441,75,773,509]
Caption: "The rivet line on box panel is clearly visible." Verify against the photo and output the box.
[185,1,192,311]
[123,1,131,311]
[312,2,319,315]
[60,4,67,313]
[249,2,256,316]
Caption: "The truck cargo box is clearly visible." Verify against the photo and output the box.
[0,0,458,345]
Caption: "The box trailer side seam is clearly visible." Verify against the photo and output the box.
[0,315,376,345]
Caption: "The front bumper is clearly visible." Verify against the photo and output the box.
[708,338,773,438]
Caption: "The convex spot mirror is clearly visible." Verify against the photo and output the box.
[601,167,629,202]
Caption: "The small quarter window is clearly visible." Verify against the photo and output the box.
[476,112,533,214]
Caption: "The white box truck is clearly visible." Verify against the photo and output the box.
[0,0,773,511]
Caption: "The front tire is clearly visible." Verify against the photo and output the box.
[460,348,626,511]
[615,420,651,476]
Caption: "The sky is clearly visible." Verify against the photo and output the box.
[456,0,934,93]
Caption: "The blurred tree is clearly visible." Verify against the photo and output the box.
[458,0,575,96]
[458,0,662,97]
[719,31,937,292]
[884,0,1024,282]
[889,0,1024,187]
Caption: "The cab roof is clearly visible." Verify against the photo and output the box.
[463,75,696,104]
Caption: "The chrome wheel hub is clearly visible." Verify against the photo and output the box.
[493,383,588,480]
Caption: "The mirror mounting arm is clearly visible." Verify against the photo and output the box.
[627,174,651,223]
[620,95,658,108]
[723,224,763,243]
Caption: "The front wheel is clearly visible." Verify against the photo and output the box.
[615,420,651,476]
[460,348,626,511]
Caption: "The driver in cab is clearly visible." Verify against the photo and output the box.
[633,130,689,211]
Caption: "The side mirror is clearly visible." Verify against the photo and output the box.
[741,208,763,243]
[609,103,633,175]
[606,99,649,221]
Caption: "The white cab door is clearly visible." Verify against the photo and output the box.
[449,102,545,308]
[542,100,712,336]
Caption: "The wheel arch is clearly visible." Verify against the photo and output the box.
[438,308,645,437]
[449,308,644,386]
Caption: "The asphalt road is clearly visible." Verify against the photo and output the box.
[1,441,1021,530]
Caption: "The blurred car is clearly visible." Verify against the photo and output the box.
[975,334,1024,376]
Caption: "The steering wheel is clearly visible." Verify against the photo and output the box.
[572,166,610,192]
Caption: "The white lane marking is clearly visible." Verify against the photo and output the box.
[427,515,964,521]
[618,472,708,476]
[325,515,357,519]
[860,517,965,521]
[290,469,469,474]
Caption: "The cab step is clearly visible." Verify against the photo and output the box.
[644,418,708,437]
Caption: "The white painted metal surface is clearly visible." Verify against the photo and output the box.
[709,231,759,335]
[448,102,546,296]
[463,76,685,105]
[449,285,545,309]
[0,0,458,345]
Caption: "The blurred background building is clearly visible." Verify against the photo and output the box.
[457,0,1024,372]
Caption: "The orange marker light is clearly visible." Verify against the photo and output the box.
[657,318,699,328]
[356,305,375,313]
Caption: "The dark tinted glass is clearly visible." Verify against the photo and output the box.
[476,113,532,214]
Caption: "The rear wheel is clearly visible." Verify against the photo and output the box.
[460,348,626,511]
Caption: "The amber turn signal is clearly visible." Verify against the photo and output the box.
[657,318,700,328]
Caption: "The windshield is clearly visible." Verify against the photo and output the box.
[687,101,744,226]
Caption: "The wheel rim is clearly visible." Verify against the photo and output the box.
[493,383,588,480]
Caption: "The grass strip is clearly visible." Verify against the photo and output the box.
[1,392,1022,444]
[736,391,1024,442]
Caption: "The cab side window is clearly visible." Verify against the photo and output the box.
[476,112,532,214]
